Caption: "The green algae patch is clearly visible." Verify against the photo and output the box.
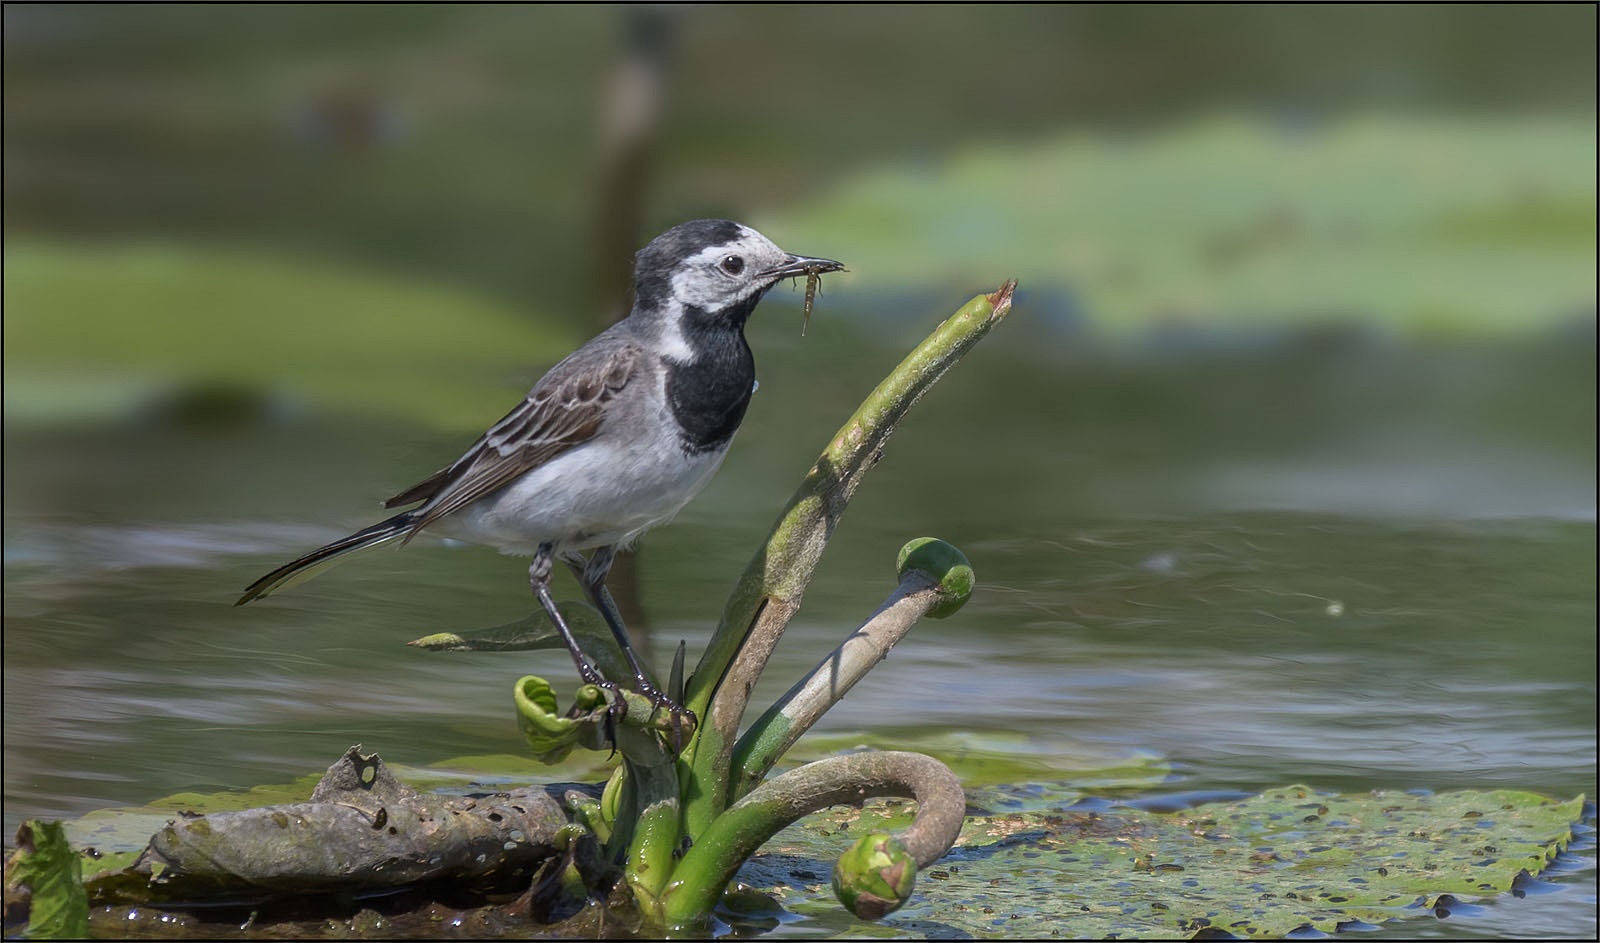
[62,772,327,867]
[420,752,616,790]
[135,775,326,815]
[744,784,1586,938]
[782,730,1170,793]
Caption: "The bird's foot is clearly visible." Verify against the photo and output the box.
[633,678,697,752]
[585,677,696,753]
[591,678,629,758]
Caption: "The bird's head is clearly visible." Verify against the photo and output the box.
[632,219,842,324]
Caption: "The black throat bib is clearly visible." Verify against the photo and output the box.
[663,300,760,453]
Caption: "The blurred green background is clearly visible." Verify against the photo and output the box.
[3,6,1595,937]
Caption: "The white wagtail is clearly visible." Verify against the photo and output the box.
[238,219,843,725]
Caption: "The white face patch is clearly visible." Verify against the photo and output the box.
[668,227,791,313]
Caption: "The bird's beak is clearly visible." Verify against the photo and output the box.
[758,254,846,282]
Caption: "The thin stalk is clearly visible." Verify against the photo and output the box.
[678,282,1016,838]
[729,570,941,800]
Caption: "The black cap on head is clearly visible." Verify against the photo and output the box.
[636,219,746,273]
[633,219,748,309]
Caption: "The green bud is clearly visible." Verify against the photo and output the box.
[832,832,916,920]
[573,683,607,712]
[896,537,975,619]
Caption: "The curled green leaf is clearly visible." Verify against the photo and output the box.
[513,676,583,765]
[896,537,975,618]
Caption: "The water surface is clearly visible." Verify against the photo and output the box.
[4,323,1594,937]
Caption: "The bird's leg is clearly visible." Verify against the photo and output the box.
[569,547,655,698]
[571,546,696,736]
[532,544,629,749]
[530,542,610,691]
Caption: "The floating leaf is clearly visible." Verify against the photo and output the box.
[745,784,1586,938]
[766,116,1597,338]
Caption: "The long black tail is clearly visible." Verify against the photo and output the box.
[236,511,417,606]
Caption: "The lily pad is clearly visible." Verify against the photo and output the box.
[764,116,1596,339]
[742,784,1586,938]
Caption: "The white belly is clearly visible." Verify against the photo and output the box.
[430,438,730,556]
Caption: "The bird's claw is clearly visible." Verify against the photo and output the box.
[583,676,696,754]
[572,674,696,754]
[632,679,696,752]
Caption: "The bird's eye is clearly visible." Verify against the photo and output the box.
[719,255,745,276]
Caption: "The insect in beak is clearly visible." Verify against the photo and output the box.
[759,255,845,335]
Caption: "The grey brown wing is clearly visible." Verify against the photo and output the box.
[385,343,640,539]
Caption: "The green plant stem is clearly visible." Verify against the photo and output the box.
[728,570,940,800]
[614,724,681,917]
[678,281,1016,838]
[660,751,966,929]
